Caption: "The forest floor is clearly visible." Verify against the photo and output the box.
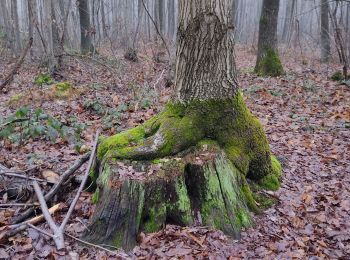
[0,44,349,259]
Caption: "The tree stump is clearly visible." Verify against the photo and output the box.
[83,143,257,250]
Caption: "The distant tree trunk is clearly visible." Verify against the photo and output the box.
[320,0,331,62]
[28,0,36,58]
[11,0,21,55]
[83,0,281,251]
[255,0,284,76]
[43,0,57,73]
[282,0,296,44]
[101,0,107,38]
[78,0,93,54]
[158,0,164,34]
[51,1,63,72]
[167,0,175,41]
[1,0,11,50]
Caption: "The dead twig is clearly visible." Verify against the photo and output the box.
[12,152,91,224]
[30,130,100,249]
[0,37,33,90]
[0,203,38,208]
[64,232,128,257]
[0,203,64,243]
[0,172,51,184]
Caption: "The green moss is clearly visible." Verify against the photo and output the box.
[112,232,124,248]
[9,93,24,104]
[258,155,282,191]
[255,48,284,77]
[55,82,72,91]
[142,206,166,233]
[97,126,145,159]
[240,184,258,212]
[91,187,100,204]
[253,193,276,208]
[330,71,344,81]
[151,159,161,164]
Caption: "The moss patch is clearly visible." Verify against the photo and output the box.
[255,48,284,77]
[258,155,282,191]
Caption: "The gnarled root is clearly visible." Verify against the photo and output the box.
[84,93,282,250]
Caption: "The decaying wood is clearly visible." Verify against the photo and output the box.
[84,144,254,250]
[0,37,33,90]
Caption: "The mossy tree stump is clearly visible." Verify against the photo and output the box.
[83,0,282,251]
[84,143,265,250]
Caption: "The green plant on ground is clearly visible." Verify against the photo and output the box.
[0,107,87,146]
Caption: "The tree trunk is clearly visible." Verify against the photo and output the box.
[255,0,284,76]
[321,0,331,63]
[84,0,282,251]
[78,0,93,54]
[11,0,21,55]
[43,0,57,73]
[167,0,175,41]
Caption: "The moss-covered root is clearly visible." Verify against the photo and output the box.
[185,152,254,237]
[255,48,284,77]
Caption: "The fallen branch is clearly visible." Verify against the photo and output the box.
[0,171,51,184]
[29,130,100,249]
[0,37,33,90]
[0,203,64,243]
[0,203,38,208]
[12,152,91,224]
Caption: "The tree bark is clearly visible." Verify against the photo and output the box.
[255,0,284,76]
[84,0,281,251]
[321,0,331,63]
[78,0,93,54]
[175,0,237,102]
[11,0,21,55]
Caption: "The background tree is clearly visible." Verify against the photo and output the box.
[83,0,281,250]
[320,0,331,63]
[78,0,94,54]
[255,0,283,76]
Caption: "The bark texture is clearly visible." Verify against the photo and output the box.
[175,0,238,103]
[255,0,283,76]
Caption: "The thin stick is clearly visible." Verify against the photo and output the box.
[64,232,125,256]
[27,223,54,238]
[12,152,91,224]
[0,203,38,207]
[60,130,100,230]
[0,172,51,183]
[32,181,59,232]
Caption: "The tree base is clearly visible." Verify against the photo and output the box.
[83,94,282,250]
[83,143,258,250]
[255,48,284,77]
